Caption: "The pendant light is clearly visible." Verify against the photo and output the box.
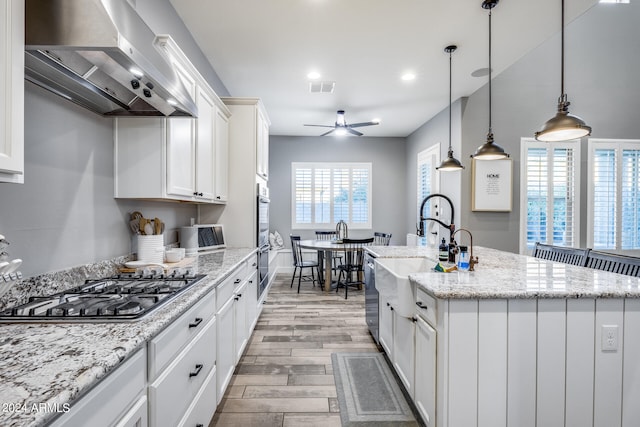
[472,0,509,160]
[437,45,464,171]
[534,0,591,142]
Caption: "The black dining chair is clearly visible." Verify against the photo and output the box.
[315,230,342,282]
[336,237,374,299]
[532,242,589,266]
[290,235,319,293]
[585,250,640,277]
[373,232,392,246]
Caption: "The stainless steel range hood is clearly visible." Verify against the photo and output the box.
[24,0,197,117]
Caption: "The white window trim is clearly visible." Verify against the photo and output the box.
[291,162,372,230]
[587,138,640,249]
[519,138,581,254]
[416,144,440,224]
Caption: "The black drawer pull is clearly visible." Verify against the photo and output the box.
[234,279,241,284]
[237,293,242,298]
[416,301,428,310]
[252,262,257,267]
[189,364,203,378]
[197,424,204,427]
[188,318,203,328]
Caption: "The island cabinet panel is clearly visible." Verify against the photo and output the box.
[447,300,478,427]
[536,299,567,427]
[594,299,624,427]
[565,299,596,427]
[623,299,640,427]
[477,300,507,427]
[506,299,537,427]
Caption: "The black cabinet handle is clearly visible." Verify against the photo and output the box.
[216,196,221,199]
[188,318,203,328]
[197,424,204,427]
[386,302,390,307]
[189,364,203,378]
[234,279,241,284]
[416,301,428,310]
[252,262,257,267]
[411,316,417,323]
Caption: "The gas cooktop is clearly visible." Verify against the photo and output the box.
[0,273,206,323]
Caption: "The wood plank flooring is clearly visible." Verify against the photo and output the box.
[209,273,379,427]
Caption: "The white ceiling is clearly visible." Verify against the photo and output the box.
[170,0,599,138]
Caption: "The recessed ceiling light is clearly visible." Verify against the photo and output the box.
[401,73,416,81]
[307,71,321,80]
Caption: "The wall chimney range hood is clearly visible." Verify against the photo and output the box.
[24,0,198,117]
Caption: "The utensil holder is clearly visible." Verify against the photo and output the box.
[137,235,164,264]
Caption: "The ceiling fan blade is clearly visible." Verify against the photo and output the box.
[304,124,336,128]
[346,128,363,136]
[348,121,380,128]
[321,129,336,136]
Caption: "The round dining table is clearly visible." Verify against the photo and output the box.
[297,239,347,291]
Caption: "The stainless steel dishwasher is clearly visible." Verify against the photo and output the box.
[364,252,379,345]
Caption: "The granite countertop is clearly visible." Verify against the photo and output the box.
[368,245,640,299]
[0,248,255,427]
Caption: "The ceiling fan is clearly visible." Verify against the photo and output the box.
[304,110,380,136]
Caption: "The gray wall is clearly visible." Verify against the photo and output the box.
[406,99,464,242]
[0,1,229,277]
[408,2,640,253]
[269,136,406,247]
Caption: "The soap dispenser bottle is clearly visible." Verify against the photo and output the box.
[438,238,448,262]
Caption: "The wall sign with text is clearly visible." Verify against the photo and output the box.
[471,159,513,212]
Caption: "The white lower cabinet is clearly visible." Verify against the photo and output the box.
[379,296,393,356]
[234,279,249,364]
[216,296,235,404]
[380,294,415,398]
[393,311,415,398]
[415,316,437,427]
[148,316,217,427]
[177,363,217,427]
[246,270,259,332]
[114,395,148,427]
[49,349,147,427]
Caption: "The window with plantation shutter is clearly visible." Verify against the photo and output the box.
[519,139,580,254]
[587,139,640,250]
[416,146,439,246]
[291,162,372,229]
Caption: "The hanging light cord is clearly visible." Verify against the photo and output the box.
[448,48,453,152]
[558,0,569,112]
[488,5,493,137]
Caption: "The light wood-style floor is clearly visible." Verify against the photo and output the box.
[209,272,379,427]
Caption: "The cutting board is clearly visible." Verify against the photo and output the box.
[119,257,196,273]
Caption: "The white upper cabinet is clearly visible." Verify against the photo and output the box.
[256,108,269,181]
[214,106,229,202]
[114,36,230,204]
[0,0,24,183]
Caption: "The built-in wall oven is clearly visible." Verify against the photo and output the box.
[257,184,270,298]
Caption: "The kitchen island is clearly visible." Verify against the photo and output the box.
[367,245,640,427]
[0,247,256,426]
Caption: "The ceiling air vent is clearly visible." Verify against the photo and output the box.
[309,81,336,94]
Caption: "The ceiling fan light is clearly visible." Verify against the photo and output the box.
[437,150,465,171]
[334,128,348,136]
[534,110,591,142]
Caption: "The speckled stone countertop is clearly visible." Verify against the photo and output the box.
[0,248,255,427]
[367,245,640,299]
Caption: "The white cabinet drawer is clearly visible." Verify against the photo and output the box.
[416,287,438,327]
[149,316,217,427]
[148,289,216,379]
[50,349,146,427]
[178,362,217,427]
[215,262,249,311]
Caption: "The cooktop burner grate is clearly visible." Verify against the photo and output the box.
[0,273,206,322]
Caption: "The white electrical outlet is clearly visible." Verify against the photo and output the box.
[601,325,619,351]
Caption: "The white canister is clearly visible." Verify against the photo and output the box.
[137,235,164,264]
[180,226,198,256]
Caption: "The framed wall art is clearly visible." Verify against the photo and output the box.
[471,158,513,212]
